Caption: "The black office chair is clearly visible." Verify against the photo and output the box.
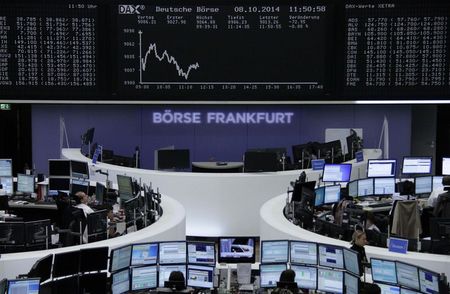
[24,219,51,251]
[86,209,108,243]
[61,208,85,247]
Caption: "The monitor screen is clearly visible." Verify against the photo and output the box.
[291,181,316,202]
[71,160,89,179]
[0,176,13,194]
[374,178,396,195]
[117,175,134,202]
[187,265,214,289]
[111,245,132,272]
[70,178,89,195]
[131,243,158,266]
[433,176,443,190]
[261,240,289,264]
[414,176,433,195]
[290,241,317,265]
[259,263,287,288]
[345,272,359,294]
[48,159,71,176]
[159,241,187,264]
[371,258,397,285]
[17,174,34,193]
[314,187,325,206]
[291,265,317,290]
[53,251,80,278]
[324,185,341,204]
[80,247,109,273]
[318,244,344,269]
[322,164,352,182]
[187,241,215,265]
[0,279,6,294]
[0,159,12,177]
[111,269,130,294]
[400,288,421,294]
[367,159,397,178]
[48,177,70,191]
[96,182,106,205]
[218,237,256,263]
[348,180,358,198]
[396,261,420,291]
[27,254,53,283]
[343,248,360,276]
[158,264,186,288]
[442,157,450,175]
[377,283,400,294]
[317,268,343,294]
[131,265,157,291]
[6,279,40,294]
[244,151,279,172]
[402,157,432,174]
[418,268,439,294]
[357,178,374,197]
[158,149,191,170]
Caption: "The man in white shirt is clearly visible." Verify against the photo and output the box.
[428,176,450,208]
[74,191,94,243]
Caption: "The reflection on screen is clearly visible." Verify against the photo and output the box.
[187,242,215,265]
[131,266,157,291]
[0,177,13,194]
[7,279,40,294]
[324,185,341,204]
[260,264,287,288]
[290,241,317,265]
[112,269,129,294]
[322,164,352,182]
[291,265,317,290]
[402,157,432,174]
[315,187,325,206]
[415,176,432,195]
[357,178,374,197]
[159,242,186,264]
[343,249,359,276]
[371,259,397,285]
[158,265,186,288]
[111,246,132,272]
[345,273,359,294]
[433,176,443,190]
[187,265,214,289]
[0,159,12,177]
[348,181,357,197]
[317,268,343,294]
[419,268,439,294]
[318,245,344,269]
[374,178,396,195]
[378,283,400,294]
[261,240,289,263]
[396,262,420,291]
[131,243,158,266]
[367,160,396,177]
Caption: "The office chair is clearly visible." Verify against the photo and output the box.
[86,209,108,243]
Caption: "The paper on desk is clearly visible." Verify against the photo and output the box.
[237,263,251,285]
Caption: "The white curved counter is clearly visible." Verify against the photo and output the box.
[62,148,381,236]
[0,195,186,279]
[260,194,450,279]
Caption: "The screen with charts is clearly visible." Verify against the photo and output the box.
[414,176,433,195]
[0,159,12,177]
[6,279,40,294]
[291,265,317,290]
[402,157,432,174]
[187,265,214,289]
[322,164,352,182]
[187,241,215,265]
[344,272,359,294]
[357,178,374,197]
[17,174,34,193]
[317,268,343,294]
[131,243,158,266]
[261,240,289,263]
[159,241,187,264]
[290,241,317,265]
[111,269,130,294]
[374,178,396,195]
[324,185,341,204]
[396,262,420,291]
[111,245,132,272]
[419,268,440,294]
[371,258,397,285]
[318,244,344,269]
[443,157,450,175]
[343,248,360,276]
[259,263,287,288]
[131,265,158,291]
[158,264,186,288]
[0,177,13,194]
[367,159,397,177]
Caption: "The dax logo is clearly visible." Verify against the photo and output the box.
[118,5,145,14]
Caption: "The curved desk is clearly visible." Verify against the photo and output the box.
[63,148,381,237]
[259,194,450,279]
[0,195,186,279]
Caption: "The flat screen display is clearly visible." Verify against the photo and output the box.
[322,164,352,182]
[314,187,325,206]
[367,159,397,177]
[374,178,396,195]
[317,268,343,294]
[324,185,341,204]
[344,272,359,294]
[377,283,400,294]
[158,264,186,288]
[70,178,89,195]
[442,157,450,175]
[414,176,433,195]
[17,174,34,193]
[290,241,317,265]
[71,160,89,179]
[343,248,360,276]
[0,177,13,194]
[318,244,344,269]
[259,264,287,288]
[111,245,132,272]
[396,261,420,291]
[159,241,187,264]
[187,265,214,289]
[6,279,40,294]
[131,265,157,291]
[0,159,12,177]
[357,178,374,197]
[111,269,130,294]
[117,174,134,202]
[261,240,289,264]
[157,149,190,170]
[433,176,443,190]
[48,177,70,191]
[187,241,215,265]
[371,258,397,285]
[131,243,158,266]
[348,180,358,198]
[291,265,317,290]
[49,160,71,177]
[419,268,439,294]
[218,237,255,263]
[402,157,432,174]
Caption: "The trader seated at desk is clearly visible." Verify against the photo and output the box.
[74,191,95,217]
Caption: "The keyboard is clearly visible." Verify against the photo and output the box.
[367,202,392,208]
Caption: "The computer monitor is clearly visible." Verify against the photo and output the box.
[131,265,157,291]
[27,254,53,283]
[259,263,287,288]
[323,185,341,204]
[48,177,70,191]
[157,149,191,170]
[374,177,396,196]
[49,159,71,176]
[377,283,400,294]
[0,177,13,194]
[81,127,95,145]
[0,279,6,294]
[371,258,397,285]
[343,248,360,276]
[80,247,109,273]
[322,164,352,182]
[187,241,215,265]
[344,272,359,294]
[442,157,450,175]
[158,264,186,288]
[71,160,89,179]
[317,268,343,294]
[111,269,130,294]
[318,244,344,269]
[0,159,12,177]
[70,178,89,195]
[159,241,187,264]
[131,243,158,266]
[95,182,106,205]
[400,287,421,294]
[291,265,317,290]
[402,157,432,175]
[418,268,440,294]
[17,174,34,194]
[110,245,132,272]
[186,265,214,289]
[261,240,289,264]
[348,180,358,198]
[290,241,317,265]
[244,151,279,172]
[314,187,325,207]
[52,251,80,278]
[414,176,433,195]
[396,261,420,291]
[117,175,134,202]
[6,279,40,294]
[433,176,443,190]
[291,181,316,202]
[367,159,397,178]
[357,178,374,197]
[218,237,256,263]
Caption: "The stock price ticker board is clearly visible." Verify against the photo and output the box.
[115,3,333,100]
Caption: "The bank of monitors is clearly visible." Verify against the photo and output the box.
[290,241,317,265]
[49,159,71,177]
[317,268,343,294]
[218,237,256,263]
[414,176,433,195]
[187,241,215,265]
[323,185,341,204]
[261,240,289,264]
[159,241,186,264]
[291,265,317,290]
[0,176,13,194]
[322,164,352,182]
[374,177,396,196]
[131,265,157,291]
[17,173,34,194]
[186,265,214,289]
[131,243,158,266]
[117,174,134,202]
[71,160,89,179]
[418,268,440,294]
[318,244,344,269]
[158,264,186,288]
[396,261,420,291]
[6,279,40,294]
[367,159,397,177]
[110,245,132,272]
[344,272,359,294]
[111,269,130,294]
[259,263,287,288]
[402,157,432,175]
[0,159,12,177]
[343,248,360,276]
[371,258,397,285]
